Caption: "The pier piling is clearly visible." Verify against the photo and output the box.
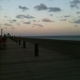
[35,43,39,57]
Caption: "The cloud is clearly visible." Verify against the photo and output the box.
[23,21,31,24]
[50,14,53,16]
[42,18,52,22]
[34,3,61,12]
[73,19,80,24]
[4,23,13,26]
[33,23,43,27]
[37,24,43,27]
[16,14,34,19]
[70,0,80,8]
[19,5,28,11]
[33,20,37,22]
[9,19,17,23]
[64,15,70,17]
[34,3,48,10]
[48,7,61,12]
[4,16,8,18]
[74,25,78,27]
[16,15,25,19]
[25,15,34,19]
[69,21,72,23]
[12,19,17,22]
[60,19,67,21]
[0,6,3,10]
[76,12,80,14]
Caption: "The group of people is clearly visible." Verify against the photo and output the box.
[0,35,7,49]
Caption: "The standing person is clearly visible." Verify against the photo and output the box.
[2,34,7,49]
[0,36,4,49]
[19,36,22,40]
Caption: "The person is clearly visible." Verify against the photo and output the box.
[0,36,3,43]
[19,36,22,40]
[2,34,7,49]
[0,36,4,49]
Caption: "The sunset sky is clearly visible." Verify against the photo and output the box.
[0,0,80,36]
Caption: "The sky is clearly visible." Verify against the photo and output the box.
[0,0,80,36]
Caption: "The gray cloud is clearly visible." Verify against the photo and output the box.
[0,6,3,10]
[0,6,1,9]
[50,14,53,16]
[16,14,34,19]
[34,3,61,13]
[23,21,31,24]
[64,15,70,17]
[9,19,17,23]
[12,19,17,22]
[33,20,37,22]
[70,0,80,8]
[48,7,61,12]
[73,19,80,24]
[34,3,48,10]
[4,23,13,26]
[60,19,67,21]
[33,23,43,27]
[16,15,25,19]
[69,21,72,23]
[4,16,8,18]
[76,12,80,14]
[37,24,43,27]
[25,15,34,19]
[19,5,28,11]
[42,18,52,22]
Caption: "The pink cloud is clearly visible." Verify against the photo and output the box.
[33,23,43,27]
[4,23,13,26]
[42,18,52,22]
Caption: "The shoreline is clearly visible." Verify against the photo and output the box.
[22,35,80,41]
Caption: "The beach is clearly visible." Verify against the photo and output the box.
[22,37,80,58]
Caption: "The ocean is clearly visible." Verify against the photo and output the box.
[23,35,80,41]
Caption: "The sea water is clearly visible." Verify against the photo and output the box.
[23,35,80,41]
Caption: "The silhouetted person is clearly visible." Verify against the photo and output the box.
[0,36,4,49]
[2,34,7,49]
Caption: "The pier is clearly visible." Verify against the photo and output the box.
[0,38,80,80]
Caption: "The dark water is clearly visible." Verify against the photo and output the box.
[23,35,80,41]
